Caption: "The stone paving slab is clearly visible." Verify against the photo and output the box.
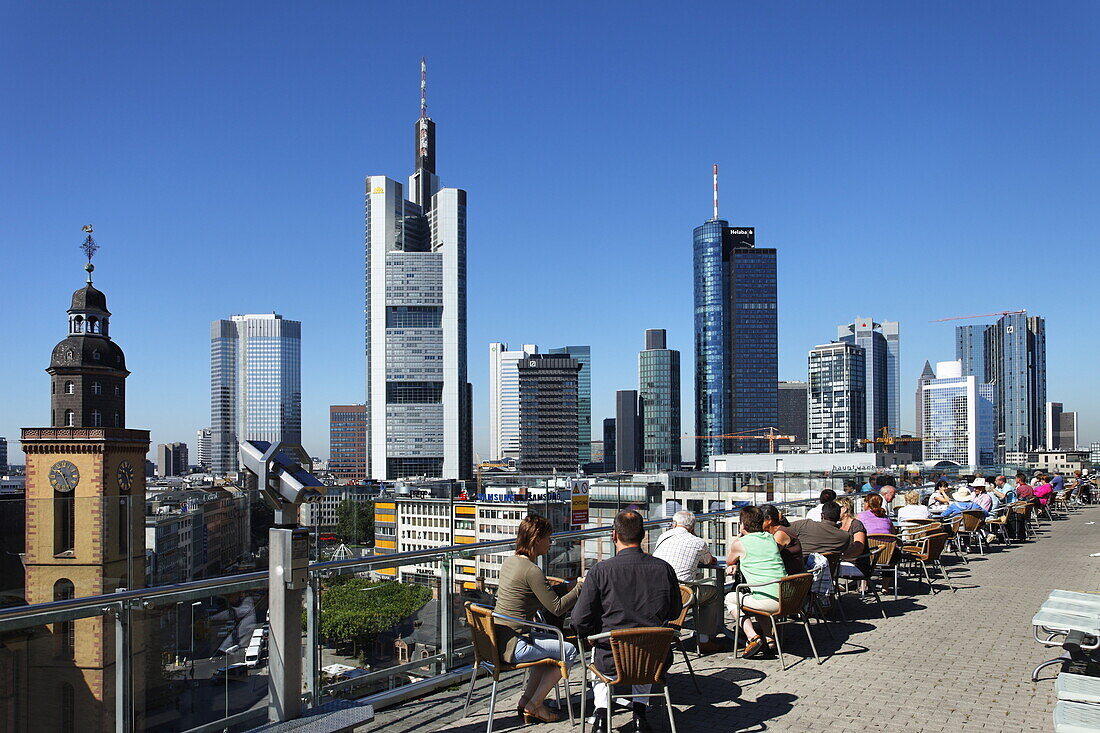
[370,506,1100,732]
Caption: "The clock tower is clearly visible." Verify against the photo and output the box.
[19,229,149,732]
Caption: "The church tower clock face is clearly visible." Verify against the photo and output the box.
[48,460,80,492]
[117,460,135,492]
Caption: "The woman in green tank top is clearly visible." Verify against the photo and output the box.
[725,506,788,658]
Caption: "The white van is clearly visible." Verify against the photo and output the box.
[244,643,263,668]
[250,628,266,650]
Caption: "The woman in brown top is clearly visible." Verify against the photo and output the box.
[761,504,804,575]
[494,514,580,723]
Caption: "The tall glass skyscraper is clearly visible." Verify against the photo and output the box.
[837,317,901,438]
[693,221,778,465]
[808,342,866,453]
[638,329,681,472]
[365,61,471,480]
[210,314,302,473]
[921,360,996,467]
[549,345,591,465]
[955,312,1046,459]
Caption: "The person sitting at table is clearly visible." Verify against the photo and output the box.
[1034,475,1055,506]
[992,475,1018,506]
[572,510,681,733]
[651,510,727,654]
[495,513,581,724]
[876,477,898,512]
[761,504,804,575]
[971,478,995,512]
[857,494,896,535]
[928,480,952,509]
[939,486,990,520]
[806,489,837,522]
[1015,473,1036,503]
[788,501,851,557]
[725,506,788,659]
[897,490,932,525]
[842,479,858,495]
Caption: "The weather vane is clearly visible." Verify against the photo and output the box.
[80,224,98,283]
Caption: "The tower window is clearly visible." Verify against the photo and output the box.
[92,382,102,395]
[53,580,75,660]
[92,350,100,361]
[55,487,75,554]
[65,381,75,394]
[64,409,75,427]
[115,384,121,396]
[91,410,102,427]
[60,682,74,733]
[114,411,120,427]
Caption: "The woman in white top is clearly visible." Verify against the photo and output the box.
[898,489,932,524]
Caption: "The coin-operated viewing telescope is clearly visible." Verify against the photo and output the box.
[238,440,325,525]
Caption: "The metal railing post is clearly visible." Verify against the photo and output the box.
[440,553,453,669]
[106,603,129,733]
[305,574,320,706]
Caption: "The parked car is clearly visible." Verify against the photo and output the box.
[211,663,249,682]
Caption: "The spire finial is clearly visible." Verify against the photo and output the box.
[80,225,98,283]
[712,164,719,221]
[420,56,427,119]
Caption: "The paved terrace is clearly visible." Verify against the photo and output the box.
[370,505,1100,732]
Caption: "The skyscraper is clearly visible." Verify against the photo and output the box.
[156,442,189,476]
[914,360,936,437]
[549,346,592,466]
[956,312,1046,458]
[365,60,471,480]
[808,342,866,453]
[638,330,681,472]
[602,418,617,472]
[516,354,580,473]
[196,428,212,471]
[615,390,642,472]
[921,360,996,467]
[210,313,302,474]
[1046,402,1064,450]
[777,381,809,448]
[837,317,901,438]
[329,404,367,481]
[489,343,538,461]
[693,179,778,465]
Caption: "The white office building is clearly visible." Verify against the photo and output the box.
[210,314,302,473]
[808,342,866,453]
[921,360,995,468]
[196,428,212,470]
[837,317,901,438]
[365,62,471,480]
[488,343,538,461]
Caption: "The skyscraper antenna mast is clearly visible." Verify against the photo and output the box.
[420,56,427,119]
[712,164,719,221]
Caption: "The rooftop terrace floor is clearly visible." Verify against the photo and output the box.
[371,505,1100,732]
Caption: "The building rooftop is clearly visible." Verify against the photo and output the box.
[368,506,1100,732]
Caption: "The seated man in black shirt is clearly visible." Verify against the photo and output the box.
[573,510,682,733]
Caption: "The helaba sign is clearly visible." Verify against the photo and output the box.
[728,228,754,235]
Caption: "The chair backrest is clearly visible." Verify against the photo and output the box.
[922,533,949,562]
[776,573,813,615]
[464,602,502,669]
[820,551,842,580]
[1011,501,1032,517]
[606,627,676,686]
[866,534,898,565]
[960,510,985,531]
[671,585,694,628]
[902,523,940,543]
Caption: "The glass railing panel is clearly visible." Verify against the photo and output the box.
[143,588,271,732]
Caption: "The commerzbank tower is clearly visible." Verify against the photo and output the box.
[364,59,471,480]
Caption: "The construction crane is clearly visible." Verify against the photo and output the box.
[929,309,1026,323]
[685,427,796,454]
[858,427,931,453]
[474,453,513,493]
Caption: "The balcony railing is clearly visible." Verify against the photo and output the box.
[0,486,906,733]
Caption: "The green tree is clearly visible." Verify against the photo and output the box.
[314,579,431,658]
[335,499,374,546]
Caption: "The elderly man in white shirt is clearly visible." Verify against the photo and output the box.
[651,510,727,653]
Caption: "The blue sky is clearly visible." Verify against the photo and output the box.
[2,2,1098,463]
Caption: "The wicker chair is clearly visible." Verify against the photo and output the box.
[730,573,821,670]
[900,533,955,594]
[866,534,900,602]
[579,627,678,733]
[817,551,848,623]
[1011,501,1039,540]
[668,584,700,692]
[461,602,574,732]
[955,510,988,555]
[984,509,1012,546]
[836,546,887,619]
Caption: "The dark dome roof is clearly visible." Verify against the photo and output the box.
[69,284,110,315]
[49,335,127,373]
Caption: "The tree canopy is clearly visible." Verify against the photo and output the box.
[335,499,374,546]
[315,579,431,644]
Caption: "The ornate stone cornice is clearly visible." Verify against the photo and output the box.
[20,427,150,449]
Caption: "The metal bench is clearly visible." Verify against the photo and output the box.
[1058,673,1100,704]
[1054,700,1100,733]
[246,700,375,733]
